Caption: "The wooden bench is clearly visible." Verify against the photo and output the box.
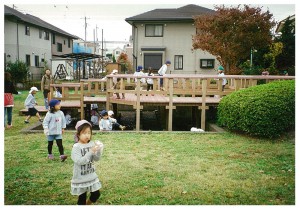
[19,106,48,116]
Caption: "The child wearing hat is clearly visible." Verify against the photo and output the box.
[71,120,104,205]
[217,66,227,91]
[42,99,67,161]
[99,110,113,131]
[24,87,43,123]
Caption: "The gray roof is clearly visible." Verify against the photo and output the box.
[4,5,80,39]
[125,4,215,24]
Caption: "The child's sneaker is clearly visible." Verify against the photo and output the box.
[24,120,29,124]
[121,126,126,131]
[60,155,68,162]
[48,154,54,160]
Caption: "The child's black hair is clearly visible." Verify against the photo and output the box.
[50,106,56,114]
[75,123,93,143]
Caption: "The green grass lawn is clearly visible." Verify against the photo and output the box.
[4,91,295,205]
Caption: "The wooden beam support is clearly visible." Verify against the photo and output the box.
[135,79,141,131]
[168,78,174,131]
[201,79,207,130]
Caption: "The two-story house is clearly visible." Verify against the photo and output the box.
[125,4,219,74]
[4,5,79,79]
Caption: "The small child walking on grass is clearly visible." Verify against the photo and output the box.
[71,120,104,205]
[24,87,43,123]
[42,99,68,161]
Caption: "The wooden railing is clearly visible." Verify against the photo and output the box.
[106,74,295,131]
[50,75,295,131]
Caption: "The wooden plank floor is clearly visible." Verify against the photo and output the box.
[19,94,221,115]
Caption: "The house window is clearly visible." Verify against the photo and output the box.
[115,51,120,55]
[35,55,39,67]
[144,53,162,70]
[57,43,62,52]
[64,40,66,45]
[174,55,183,70]
[200,59,215,69]
[44,31,49,40]
[26,54,30,66]
[68,38,71,48]
[25,26,30,36]
[39,30,42,39]
[145,24,163,37]
[52,33,55,44]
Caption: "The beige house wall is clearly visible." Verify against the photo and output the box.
[133,22,219,75]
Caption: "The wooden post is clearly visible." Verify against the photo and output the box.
[167,78,174,131]
[192,79,195,97]
[201,79,207,130]
[135,78,141,131]
[80,81,84,120]
[49,85,54,101]
[235,79,241,91]
[106,77,112,111]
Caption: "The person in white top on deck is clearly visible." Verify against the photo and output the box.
[157,60,171,90]
[217,66,227,91]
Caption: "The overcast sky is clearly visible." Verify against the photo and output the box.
[4,0,295,42]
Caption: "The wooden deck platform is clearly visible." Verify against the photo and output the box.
[20,75,295,131]
[19,94,221,116]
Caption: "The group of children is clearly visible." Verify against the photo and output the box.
[133,66,155,94]
[90,106,126,131]
[30,96,103,204]
[23,87,126,205]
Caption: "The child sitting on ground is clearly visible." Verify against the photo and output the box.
[108,110,126,131]
[65,110,75,127]
[99,110,113,131]
[91,109,99,126]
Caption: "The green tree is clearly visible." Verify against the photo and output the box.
[263,42,283,74]
[275,16,295,74]
[193,5,275,74]
[5,60,29,83]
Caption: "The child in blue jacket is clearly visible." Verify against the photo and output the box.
[42,99,67,161]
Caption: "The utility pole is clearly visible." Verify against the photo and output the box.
[93,28,96,78]
[84,16,87,52]
[102,29,104,73]
[80,16,90,52]
[80,16,90,79]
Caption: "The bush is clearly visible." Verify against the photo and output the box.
[5,61,29,83]
[217,80,295,138]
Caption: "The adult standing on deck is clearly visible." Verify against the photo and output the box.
[41,69,54,110]
[157,60,171,90]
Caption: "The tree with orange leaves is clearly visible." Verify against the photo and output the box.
[193,5,275,74]
[117,52,133,73]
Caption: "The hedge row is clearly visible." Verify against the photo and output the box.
[217,80,295,138]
